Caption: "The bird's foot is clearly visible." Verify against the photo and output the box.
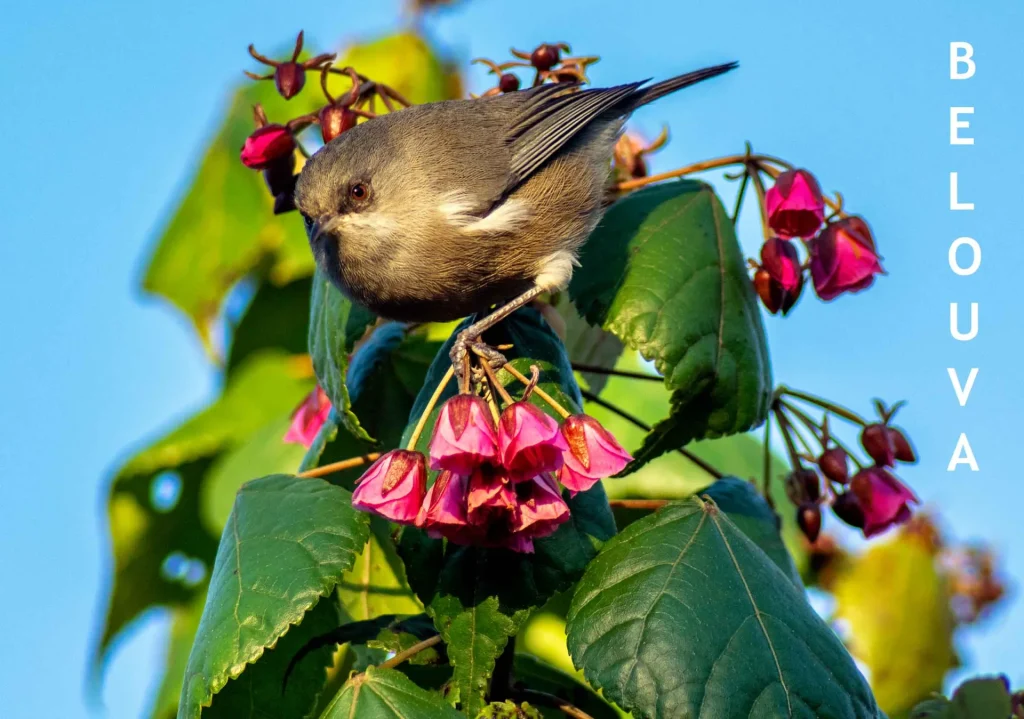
[450,331,507,386]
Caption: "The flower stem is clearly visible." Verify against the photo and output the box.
[762,413,774,509]
[479,356,516,406]
[748,162,773,241]
[579,388,723,480]
[405,365,455,451]
[772,402,805,472]
[512,689,596,719]
[570,362,662,382]
[778,386,868,427]
[502,363,572,419]
[297,452,380,479]
[731,168,750,225]
[376,634,442,671]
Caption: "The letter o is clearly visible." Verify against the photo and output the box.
[949,237,981,276]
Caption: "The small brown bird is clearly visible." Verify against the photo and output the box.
[294,62,736,371]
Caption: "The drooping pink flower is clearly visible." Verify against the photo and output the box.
[513,474,570,538]
[352,450,426,525]
[240,124,295,169]
[765,168,825,238]
[850,467,918,538]
[499,533,536,554]
[808,216,885,301]
[466,465,518,526]
[558,414,633,492]
[283,386,331,448]
[416,470,471,537]
[498,402,568,482]
[428,395,499,474]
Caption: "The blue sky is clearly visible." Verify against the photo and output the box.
[1,0,1021,716]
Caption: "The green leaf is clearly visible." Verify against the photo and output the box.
[339,518,424,621]
[570,181,772,471]
[319,666,463,718]
[148,593,207,719]
[308,268,377,442]
[227,277,312,377]
[833,529,958,717]
[553,291,624,395]
[566,498,880,719]
[513,654,620,719]
[909,677,1012,719]
[179,474,369,718]
[204,597,340,719]
[699,477,800,586]
[97,351,312,664]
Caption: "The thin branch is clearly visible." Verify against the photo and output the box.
[377,634,442,671]
[297,453,380,479]
[512,689,596,719]
[579,388,723,480]
[762,413,774,509]
[570,362,662,382]
[777,386,868,427]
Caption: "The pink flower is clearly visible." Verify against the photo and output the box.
[428,395,499,474]
[416,470,471,536]
[513,474,570,538]
[498,402,568,482]
[240,124,295,169]
[558,414,633,492]
[466,465,518,526]
[808,216,885,301]
[765,169,825,238]
[500,534,536,554]
[850,467,918,538]
[352,450,426,525]
[283,386,331,448]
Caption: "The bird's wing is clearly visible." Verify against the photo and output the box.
[505,81,646,189]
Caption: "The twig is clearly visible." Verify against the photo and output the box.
[579,388,723,480]
[570,362,662,382]
[377,634,442,671]
[512,689,596,719]
[297,453,380,479]
[502,363,572,419]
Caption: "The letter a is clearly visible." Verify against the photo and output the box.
[947,433,979,471]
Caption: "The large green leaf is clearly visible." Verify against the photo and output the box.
[699,477,800,586]
[566,498,879,719]
[397,310,614,715]
[319,666,462,718]
[570,181,772,471]
[833,529,958,717]
[308,268,377,441]
[97,351,312,662]
[179,474,369,717]
[143,31,458,347]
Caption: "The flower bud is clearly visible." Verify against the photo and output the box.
[808,216,884,301]
[861,423,896,467]
[831,491,865,529]
[889,427,918,463]
[352,450,427,525]
[319,105,359,143]
[765,169,825,239]
[240,124,295,169]
[818,447,850,484]
[797,503,822,543]
[274,62,305,99]
[784,468,821,505]
[499,73,521,93]
[755,238,804,315]
[262,153,296,196]
[283,386,331,448]
[530,44,561,71]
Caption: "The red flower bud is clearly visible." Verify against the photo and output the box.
[274,62,305,99]
[262,153,296,196]
[531,44,561,71]
[755,238,804,315]
[808,216,884,301]
[499,73,521,93]
[889,427,917,463]
[861,423,896,467]
[765,169,825,239]
[797,503,822,543]
[817,447,850,484]
[785,469,821,506]
[240,124,295,169]
[831,491,865,529]
[319,105,359,143]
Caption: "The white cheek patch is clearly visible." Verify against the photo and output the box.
[534,249,578,291]
[341,212,401,240]
[438,191,531,235]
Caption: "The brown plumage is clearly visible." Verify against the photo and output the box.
[294,63,736,323]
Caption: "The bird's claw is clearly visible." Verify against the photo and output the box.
[450,331,507,386]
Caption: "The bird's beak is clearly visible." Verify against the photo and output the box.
[308,215,334,246]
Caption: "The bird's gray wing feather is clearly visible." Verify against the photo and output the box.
[505,81,646,189]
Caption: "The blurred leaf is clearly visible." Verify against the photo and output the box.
[143,31,457,347]
[226,277,312,376]
[570,181,772,472]
[566,498,880,719]
[179,475,369,717]
[833,529,958,717]
[553,292,624,395]
[149,592,206,719]
[699,476,800,586]
[910,677,1012,719]
[97,351,312,663]
[339,518,423,621]
[308,268,377,442]
[203,597,340,719]
[513,654,621,719]
[319,666,462,718]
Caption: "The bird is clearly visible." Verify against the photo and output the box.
[294,62,737,375]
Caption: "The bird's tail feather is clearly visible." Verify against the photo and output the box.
[630,62,738,109]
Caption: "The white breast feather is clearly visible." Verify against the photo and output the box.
[535,249,578,291]
[438,191,531,235]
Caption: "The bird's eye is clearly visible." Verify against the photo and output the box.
[349,182,369,201]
